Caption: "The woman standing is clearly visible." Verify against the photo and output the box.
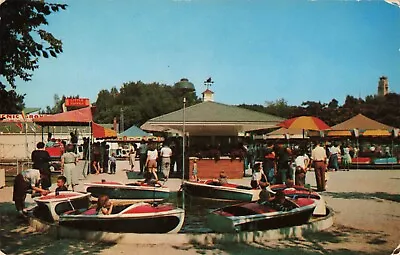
[342,144,352,171]
[31,142,51,189]
[146,142,159,181]
[129,146,136,171]
[61,144,79,191]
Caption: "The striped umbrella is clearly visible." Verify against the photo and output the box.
[278,116,330,131]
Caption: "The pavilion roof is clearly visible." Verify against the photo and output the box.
[330,114,393,130]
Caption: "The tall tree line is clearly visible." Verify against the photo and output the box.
[93,81,201,130]
[238,94,400,128]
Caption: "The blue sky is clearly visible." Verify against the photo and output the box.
[14,0,400,109]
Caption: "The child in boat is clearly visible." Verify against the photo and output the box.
[218,171,228,185]
[258,184,276,203]
[192,159,199,181]
[97,195,113,215]
[55,176,68,192]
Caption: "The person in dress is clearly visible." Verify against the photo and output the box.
[192,159,199,181]
[92,142,101,174]
[61,144,79,191]
[129,148,136,171]
[329,143,341,171]
[13,168,50,216]
[146,142,159,181]
[250,163,268,189]
[160,143,173,181]
[342,144,352,171]
[31,142,51,190]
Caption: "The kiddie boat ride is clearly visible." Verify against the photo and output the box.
[84,181,170,202]
[59,202,185,234]
[33,191,91,221]
[182,180,259,202]
[270,184,326,216]
[207,197,318,233]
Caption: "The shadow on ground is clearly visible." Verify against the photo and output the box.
[173,224,392,255]
[324,191,400,203]
[0,202,115,255]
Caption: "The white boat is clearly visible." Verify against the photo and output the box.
[33,191,91,221]
[207,197,318,233]
[59,202,185,234]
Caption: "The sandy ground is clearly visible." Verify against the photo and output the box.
[0,160,399,255]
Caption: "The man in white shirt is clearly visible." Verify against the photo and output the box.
[294,150,310,186]
[311,141,327,192]
[160,143,173,181]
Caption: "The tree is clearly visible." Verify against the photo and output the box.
[0,83,25,113]
[93,81,201,128]
[264,98,293,118]
[0,0,67,89]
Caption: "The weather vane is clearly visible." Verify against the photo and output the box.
[204,77,214,90]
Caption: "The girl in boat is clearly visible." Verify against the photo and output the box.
[97,195,113,215]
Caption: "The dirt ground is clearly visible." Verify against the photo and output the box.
[0,161,399,255]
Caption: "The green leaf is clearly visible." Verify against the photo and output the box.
[42,51,49,58]
[49,50,57,58]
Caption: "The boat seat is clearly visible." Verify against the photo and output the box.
[82,208,97,215]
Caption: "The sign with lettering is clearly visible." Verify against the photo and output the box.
[0,114,45,122]
[65,98,90,107]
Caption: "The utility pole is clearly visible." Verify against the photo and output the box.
[120,108,124,133]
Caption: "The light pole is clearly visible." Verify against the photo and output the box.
[174,78,195,211]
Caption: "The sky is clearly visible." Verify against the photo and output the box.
[11,0,400,109]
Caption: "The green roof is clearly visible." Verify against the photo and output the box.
[119,125,149,137]
[149,101,284,123]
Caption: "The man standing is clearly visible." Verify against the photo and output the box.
[13,168,49,217]
[294,149,310,187]
[138,139,148,175]
[160,143,173,181]
[311,141,327,192]
[275,143,291,184]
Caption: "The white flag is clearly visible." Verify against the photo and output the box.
[385,0,400,7]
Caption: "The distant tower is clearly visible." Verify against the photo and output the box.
[202,77,215,102]
[377,76,389,96]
